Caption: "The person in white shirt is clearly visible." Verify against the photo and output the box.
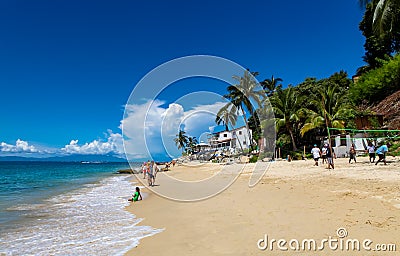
[152,161,159,185]
[321,144,328,164]
[366,142,375,163]
[311,144,321,166]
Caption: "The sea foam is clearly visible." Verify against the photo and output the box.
[0,175,162,255]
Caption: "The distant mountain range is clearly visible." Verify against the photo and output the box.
[0,154,127,162]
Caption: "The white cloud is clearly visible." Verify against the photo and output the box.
[0,100,227,160]
[61,130,123,156]
[121,100,227,160]
[0,139,39,153]
[182,102,226,136]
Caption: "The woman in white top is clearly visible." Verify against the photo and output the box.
[366,142,375,163]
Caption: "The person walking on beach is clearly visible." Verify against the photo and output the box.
[366,142,375,163]
[311,144,321,166]
[321,144,328,164]
[349,143,357,164]
[326,144,336,170]
[375,143,390,165]
[128,187,142,202]
[148,161,154,186]
[151,161,159,186]
[142,162,147,179]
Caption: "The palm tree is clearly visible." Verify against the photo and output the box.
[215,104,245,152]
[300,82,351,137]
[223,70,264,148]
[215,104,238,131]
[360,0,400,39]
[270,86,303,151]
[260,75,283,97]
[186,136,198,154]
[174,129,189,153]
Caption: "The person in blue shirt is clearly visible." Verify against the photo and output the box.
[375,143,390,165]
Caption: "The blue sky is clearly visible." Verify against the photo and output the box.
[0,0,366,160]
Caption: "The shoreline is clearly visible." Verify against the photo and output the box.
[0,165,152,255]
[125,157,400,255]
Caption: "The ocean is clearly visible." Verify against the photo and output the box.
[0,161,161,255]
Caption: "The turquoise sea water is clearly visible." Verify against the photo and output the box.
[0,162,161,255]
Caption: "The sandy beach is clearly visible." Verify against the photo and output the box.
[126,157,400,255]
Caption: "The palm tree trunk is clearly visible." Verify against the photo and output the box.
[241,108,252,151]
[286,122,297,151]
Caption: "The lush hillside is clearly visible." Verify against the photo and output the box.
[350,54,400,104]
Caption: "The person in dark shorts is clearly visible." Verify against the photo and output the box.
[375,143,390,165]
[326,144,336,170]
[366,142,375,163]
[311,144,321,166]
[349,143,357,163]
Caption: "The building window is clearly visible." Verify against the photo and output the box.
[243,140,246,145]
[223,134,227,137]
[239,131,242,135]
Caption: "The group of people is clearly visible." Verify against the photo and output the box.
[128,159,177,203]
[311,142,391,168]
[141,160,159,186]
[366,142,390,165]
[311,143,336,169]
[350,142,390,165]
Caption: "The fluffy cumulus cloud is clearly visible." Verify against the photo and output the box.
[0,139,39,153]
[121,99,227,160]
[61,130,124,156]
[0,100,227,160]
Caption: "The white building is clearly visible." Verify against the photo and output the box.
[207,126,252,151]
[324,134,369,158]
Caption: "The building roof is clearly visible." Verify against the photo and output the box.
[196,142,210,147]
[212,126,248,135]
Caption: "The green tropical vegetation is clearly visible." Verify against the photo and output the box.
[358,0,400,73]
[270,86,303,151]
[359,0,400,41]
[173,129,188,153]
[221,70,264,149]
[215,104,238,131]
[174,130,199,155]
[186,136,199,154]
[350,53,400,104]
[174,1,400,159]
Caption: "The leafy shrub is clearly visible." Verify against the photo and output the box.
[389,140,400,156]
[350,54,400,104]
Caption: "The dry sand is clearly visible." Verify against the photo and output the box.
[125,157,400,255]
